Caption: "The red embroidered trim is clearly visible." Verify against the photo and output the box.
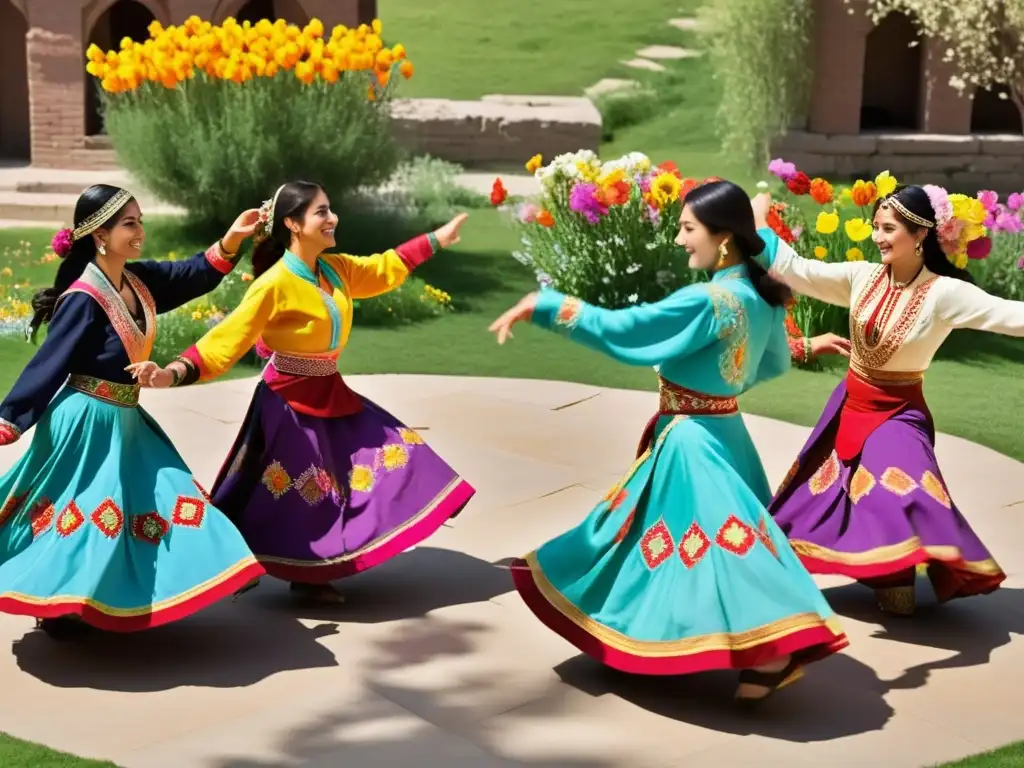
[91,498,125,538]
[172,496,206,528]
[56,502,86,538]
[0,419,20,445]
[62,263,156,364]
[715,515,757,557]
[29,498,55,537]
[0,492,27,527]
[678,522,711,569]
[131,512,171,544]
[205,242,236,275]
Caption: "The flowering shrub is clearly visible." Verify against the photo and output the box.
[496,150,696,307]
[88,16,411,235]
[967,191,1024,301]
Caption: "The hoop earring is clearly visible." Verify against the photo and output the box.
[716,241,729,269]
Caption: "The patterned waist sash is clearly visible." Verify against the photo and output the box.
[67,375,140,407]
[268,353,339,377]
[658,377,738,416]
[849,358,925,386]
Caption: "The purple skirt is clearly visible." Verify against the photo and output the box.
[211,383,474,583]
[769,379,1004,602]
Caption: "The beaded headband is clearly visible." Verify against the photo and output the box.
[880,196,934,229]
[254,184,287,244]
[72,188,134,241]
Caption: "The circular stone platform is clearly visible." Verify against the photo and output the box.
[0,375,1022,768]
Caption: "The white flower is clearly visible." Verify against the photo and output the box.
[626,263,641,274]
[628,293,639,303]
[756,180,769,189]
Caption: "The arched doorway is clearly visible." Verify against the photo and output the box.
[860,12,922,130]
[85,0,156,136]
[0,0,29,159]
[235,0,309,25]
[971,84,1023,134]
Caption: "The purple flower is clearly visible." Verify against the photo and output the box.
[768,158,797,182]
[51,228,73,258]
[995,211,1023,234]
[646,205,660,225]
[569,182,608,224]
[1008,192,1024,212]
[791,225,804,240]
[977,190,999,211]
[636,173,652,193]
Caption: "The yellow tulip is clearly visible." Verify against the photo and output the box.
[813,246,827,260]
[86,43,105,63]
[844,217,872,242]
[874,170,897,198]
[815,209,840,235]
[306,18,325,38]
[845,247,865,262]
[372,19,383,35]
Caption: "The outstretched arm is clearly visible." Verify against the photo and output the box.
[937,279,1024,336]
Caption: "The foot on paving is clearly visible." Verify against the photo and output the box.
[876,585,916,616]
[290,582,346,604]
[734,654,803,706]
[35,617,92,641]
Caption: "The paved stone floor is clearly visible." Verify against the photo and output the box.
[1,375,1022,767]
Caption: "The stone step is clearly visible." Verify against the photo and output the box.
[668,17,702,31]
[584,78,642,99]
[635,45,703,60]
[622,58,666,73]
[0,191,183,226]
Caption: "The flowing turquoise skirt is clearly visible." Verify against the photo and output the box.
[512,414,848,674]
[0,387,264,631]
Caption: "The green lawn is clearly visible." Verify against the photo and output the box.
[935,743,1024,768]
[0,734,117,767]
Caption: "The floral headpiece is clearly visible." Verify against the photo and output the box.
[254,184,287,244]
[881,184,988,269]
[51,187,134,258]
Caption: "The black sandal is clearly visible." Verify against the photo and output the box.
[35,617,92,641]
[735,657,804,708]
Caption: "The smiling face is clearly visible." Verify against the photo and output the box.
[872,203,924,267]
[675,202,726,270]
[285,188,338,252]
[94,199,144,260]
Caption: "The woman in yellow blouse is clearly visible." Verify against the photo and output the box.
[130,181,474,603]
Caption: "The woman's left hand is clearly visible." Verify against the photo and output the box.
[488,292,538,345]
[433,212,470,249]
[125,361,174,388]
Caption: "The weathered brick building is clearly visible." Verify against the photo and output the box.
[774,0,1024,192]
[0,0,376,169]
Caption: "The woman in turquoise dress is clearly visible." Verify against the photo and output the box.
[0,184,265,639]
[489,180,848,704]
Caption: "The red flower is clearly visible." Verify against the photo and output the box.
[657,160,681,178]
[766,204,796,243]
[536,209,555,227]
[786,172,811,196]
[490,178,508,207]
[596,180,631,207]
[679,177,700,200]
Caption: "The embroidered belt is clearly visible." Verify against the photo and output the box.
[67,375,141,407]
[269,353,338,377]
[658,377,738,416]
[849,358,925,386]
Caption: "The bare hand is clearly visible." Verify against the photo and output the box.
[810,333,851,358]
[433,212,470,249]
[488,292,538,345]
[125,361,174,388]
[224,208,263,252]
[751,192,773,228]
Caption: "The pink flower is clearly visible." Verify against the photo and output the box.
[1008,192,1024,212]
[768,158,797,182]
[923,184,952,226]
[995,211,1023,234]
[569,182,608,224]
[966,236,992,260]
[517,203,540,224]
[977,190,999,211]
[51,228,73,258]
[791,225,804,240]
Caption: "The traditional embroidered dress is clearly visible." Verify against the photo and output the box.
[511,267,847,675]
[173,236,474,583]
[0,247,264,630]
[760,228,1020,600]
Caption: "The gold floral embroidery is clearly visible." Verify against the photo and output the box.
[295,466,332,506]
[881,467,918,496]
[849,466,876,504]
[776,459,800,496]
[809,452,841,496]
[0,491,27,528]
[640,519,675,570]
[705,284,749,386]
[657,377,738,415]
[715,514,756,557]
[349,465,376,494]
[399,428,424,445]
[262,461,292,500]
[172,496,206,528]
[921,470,951,509]
[56,501,86,538]
[678,522,711,568]
[554,296,582,332]
[850,265,937,370]
[131,512,170,544]
[379,444,410,471]
[29,498,55,537]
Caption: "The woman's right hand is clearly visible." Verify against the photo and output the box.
[125,361,175,388]
[810,333,851,358]
[751,192,773,229]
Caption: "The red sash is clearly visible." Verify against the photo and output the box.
[835,369,929,461]
[262,353,362,418]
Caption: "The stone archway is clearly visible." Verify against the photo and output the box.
[85,0,159,136]
[860,12,922,130]
[230,0,309,25]
[0,0,29,159]
[971,84,1024,134]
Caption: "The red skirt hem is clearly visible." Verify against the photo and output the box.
[511,558,848,676]
[0,561,266,632]
[260,479,475,583]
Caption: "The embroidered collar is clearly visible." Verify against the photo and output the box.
[282,250,319,285]
[712,264,747,282]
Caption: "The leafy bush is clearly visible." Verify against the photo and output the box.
[701,0,814,168]
[90,16,410,237]
[495,150,695,307]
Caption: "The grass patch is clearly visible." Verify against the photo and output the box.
[0,734,117,767]
[933,742,1024,767]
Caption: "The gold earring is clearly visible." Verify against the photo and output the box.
[915,241,923,258]
[717,241,729,268]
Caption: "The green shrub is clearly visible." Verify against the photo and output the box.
[103,72,402,238]
[970,233,1024,300]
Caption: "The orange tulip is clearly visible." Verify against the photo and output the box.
[536,210,555,227]
[850,180,877,207]
[809,178,834,205]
